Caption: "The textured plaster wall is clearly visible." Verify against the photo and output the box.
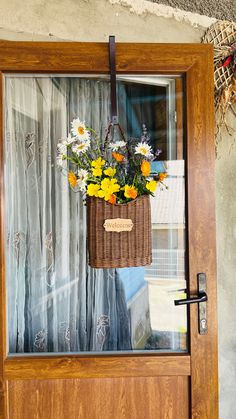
[0,0,208,42]
[216,114,236,419]
[0,1,235,418]
[149,0,236,23]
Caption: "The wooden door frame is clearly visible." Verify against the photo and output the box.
[0,41,218,418]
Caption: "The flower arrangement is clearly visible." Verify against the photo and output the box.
[57,117,167,204]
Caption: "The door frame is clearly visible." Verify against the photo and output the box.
[0,41,218,418]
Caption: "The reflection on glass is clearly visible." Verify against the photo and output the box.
[117,160,186,351]
[4,75,187,354]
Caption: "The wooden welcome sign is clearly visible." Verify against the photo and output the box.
[103,218,134,232]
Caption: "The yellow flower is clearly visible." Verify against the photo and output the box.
[91,157,106,176]
[98,178,120,201]
[141,160,151,177]
[112,152,124,162]
[146,180,157,193]
[68,171,77,188]
[92,167,103,177]
[124,185,138,200]
[104,167,116,177]
[91,157,105,169]
[87,183,101,197]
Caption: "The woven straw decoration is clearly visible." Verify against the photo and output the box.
[87,195,152,268]
[202,21,236,98]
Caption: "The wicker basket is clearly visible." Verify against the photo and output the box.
[87,195,152,268]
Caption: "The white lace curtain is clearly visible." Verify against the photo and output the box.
[4,76,131,353]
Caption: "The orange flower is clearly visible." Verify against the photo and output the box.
[124,185,138,200]
[108,194,117,204]
[68,171,77,188]
[112,152,124,162]
[159,173,167,182]
[141,160,151,176]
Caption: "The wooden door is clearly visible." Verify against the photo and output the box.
[0,42,218,418]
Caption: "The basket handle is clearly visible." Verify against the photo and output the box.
[103,36,127,151]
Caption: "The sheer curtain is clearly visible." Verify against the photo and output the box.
[4,76,131,353]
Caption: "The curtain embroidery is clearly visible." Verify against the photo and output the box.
[12,232,26,265]
[34,329,48,352]
[45,232,54,273]
[96,315,110,348]
[25,132,36,169]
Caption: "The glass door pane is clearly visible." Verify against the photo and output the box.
[4,74,187,354]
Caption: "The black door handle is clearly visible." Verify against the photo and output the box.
[174,291,207,306]
[174,273,208,335]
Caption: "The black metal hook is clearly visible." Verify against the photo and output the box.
[109,35,118,124]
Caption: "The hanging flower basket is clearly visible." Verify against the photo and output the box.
[87,194,152,268]
[56,117,167,269]
[56,38,168,269]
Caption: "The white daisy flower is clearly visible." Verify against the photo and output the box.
[77,169,89,191]
[77,180,87,191]
[57,135,75,153]
[72,140,90,155]
[78,168,89,182]
[109,141,127,151]
[66,133,76,144]
[56,155,67,169]
[57,140,67,155]
[71,118,90,142]
[135,142,153,158]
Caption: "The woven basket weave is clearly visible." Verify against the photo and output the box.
[87,195,152,268]
[202,21,236,101]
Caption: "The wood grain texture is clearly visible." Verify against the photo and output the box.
[7,377,190,419]
[186,48,218,418]
[0,72,7,419]
[0,41,210,74]
[5,355,190,380]
[175,77,184,160]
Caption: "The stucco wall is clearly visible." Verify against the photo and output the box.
[0,0,209,42]
[216,111,236,419]
[149,0,236,22]
[0,1,235,418]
